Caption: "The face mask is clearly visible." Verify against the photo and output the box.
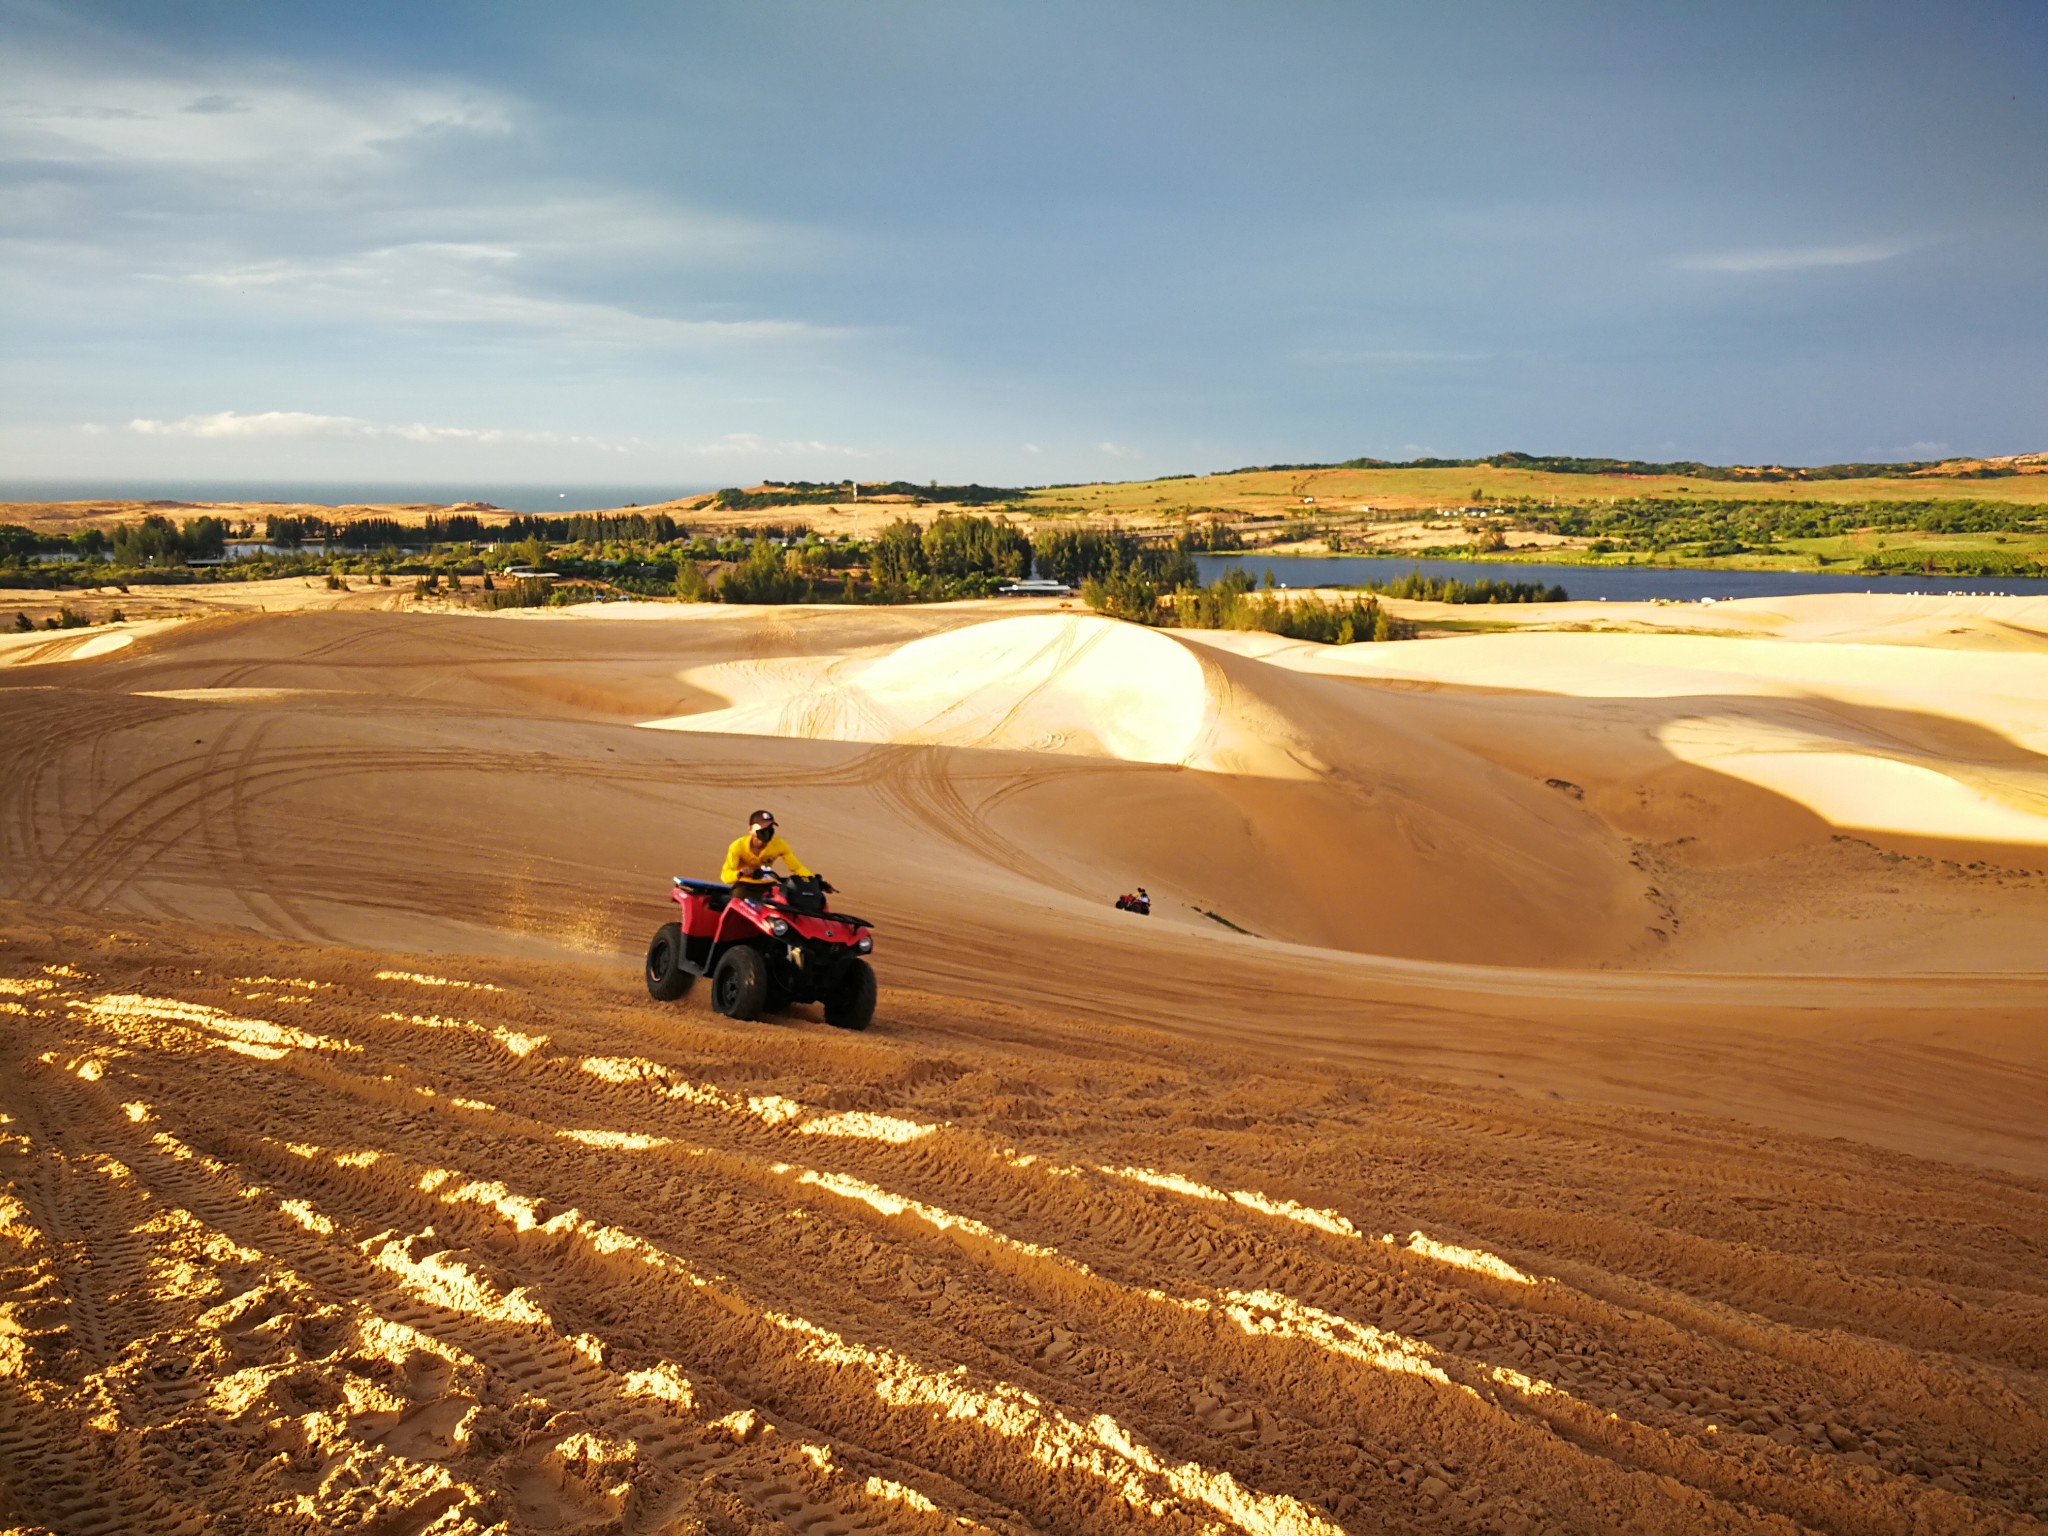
[754,825,774,841]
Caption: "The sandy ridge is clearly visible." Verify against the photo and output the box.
[4,919,2046,1532]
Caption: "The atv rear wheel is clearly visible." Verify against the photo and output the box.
[824,958,876,1031]
[645,923,693,1001]
[712,945,769,1020]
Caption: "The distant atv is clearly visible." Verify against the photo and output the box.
[645,873,877,1030]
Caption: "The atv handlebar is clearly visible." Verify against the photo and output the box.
[672,873,835,894]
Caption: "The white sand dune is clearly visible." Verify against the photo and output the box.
[3,593,2047,1533]
[642,612,1323,779]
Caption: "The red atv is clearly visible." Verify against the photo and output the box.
[645,872,877,1030]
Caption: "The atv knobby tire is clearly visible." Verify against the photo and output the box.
[646,923,693,1001]
[825,958,877,1031]
[712,945,769,1020]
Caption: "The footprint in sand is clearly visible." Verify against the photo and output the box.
[751,1478,862,1533]
[1192,1386,1256,1437]
[378,1396,477,1461]
[503,1443,626,1531]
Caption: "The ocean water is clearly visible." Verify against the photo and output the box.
[1194,553,2048,602]
[1,481,714,514]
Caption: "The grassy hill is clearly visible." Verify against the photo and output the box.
[1018,457,2048,520]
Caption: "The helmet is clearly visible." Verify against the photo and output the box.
[749,809,776,828]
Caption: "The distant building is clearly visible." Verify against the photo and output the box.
[995,578,1074,597]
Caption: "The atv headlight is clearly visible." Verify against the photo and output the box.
[856,935,872,953]
[768,918,790,938]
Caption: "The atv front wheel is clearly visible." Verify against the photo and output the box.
[646,923,693,1001]
[824,958,877,1031]
[712,946,769,1020]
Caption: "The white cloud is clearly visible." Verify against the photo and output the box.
[680,433,869,459]
[130,410,363,439]
[127,411,631,451]
[1097,441,1142,458]
[178,242,850,349]
[1675,242,1913,274]
[120,413,867,460]
[0,62,509,170]
[1,50,849,357]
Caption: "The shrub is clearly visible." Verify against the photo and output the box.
[1078,571,1162,623]
[673,560,712,602]
[1364,572,1567,603]
[1167,586,1409,643]
[1085,570,1412,644]
[480,577,556,610]
[718,538,810,604]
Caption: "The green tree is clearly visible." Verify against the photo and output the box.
[719,538,809,604]
[870,519,928,585]
[1032,526,1133,585]
[673,560,711,602]
[1079,571,1162,624]
[922,514,1030,579]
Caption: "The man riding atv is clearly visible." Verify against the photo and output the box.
[646,808,877,1029]
[721,809,817,901]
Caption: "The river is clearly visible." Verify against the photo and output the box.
[1192,554,2048,602]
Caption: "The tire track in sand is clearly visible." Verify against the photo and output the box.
[3,931,2046,1533]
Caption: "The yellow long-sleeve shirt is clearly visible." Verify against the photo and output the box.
[721,832,812,885]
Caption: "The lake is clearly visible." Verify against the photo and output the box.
[1193,554,2048,602]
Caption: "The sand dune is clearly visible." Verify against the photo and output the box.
[3,594,2047,1532]
[3,912,2045,1534]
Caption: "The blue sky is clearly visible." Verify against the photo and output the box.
[2,0,2043,488]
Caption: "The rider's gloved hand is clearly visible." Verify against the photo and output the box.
[821,880,837,893]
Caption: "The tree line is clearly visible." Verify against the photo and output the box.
[709,481,1023,510]
[1361,571,1567,603]
[1215,449,2003,480]
[1520,496,2046,554]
